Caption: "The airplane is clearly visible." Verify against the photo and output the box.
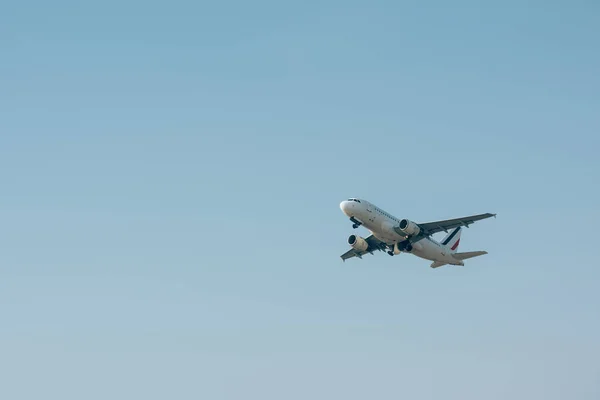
[339,198,496,268]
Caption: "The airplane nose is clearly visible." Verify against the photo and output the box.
[340,201,350,215]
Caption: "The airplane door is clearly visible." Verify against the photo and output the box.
[365,202,375,222]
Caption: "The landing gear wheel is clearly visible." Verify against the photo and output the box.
[387,251,394,256]
[352,224,359,229]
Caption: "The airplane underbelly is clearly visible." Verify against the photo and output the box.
[359,212,404,245]
[411,239,445,261]
[372,231,395,245]
[376,220,405,243]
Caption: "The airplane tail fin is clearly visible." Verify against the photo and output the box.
[441,227,462,253]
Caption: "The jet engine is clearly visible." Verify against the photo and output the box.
[399,219,421,236]
[348,234,369,252]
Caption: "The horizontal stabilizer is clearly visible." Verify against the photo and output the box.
[430,261,447,268]
[452,251,487,260]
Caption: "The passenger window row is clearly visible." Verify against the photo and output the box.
[376,208,397,222]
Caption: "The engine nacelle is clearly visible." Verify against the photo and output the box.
[399,219,421,236]
[348,234,369,252]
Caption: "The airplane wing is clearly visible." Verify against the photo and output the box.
[340,234,388,261]
[417,213,496,236]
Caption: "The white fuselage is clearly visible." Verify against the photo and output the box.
[340,199,462,265]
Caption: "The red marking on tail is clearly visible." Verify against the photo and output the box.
[451,239,460,250]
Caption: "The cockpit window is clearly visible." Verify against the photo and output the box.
[347,198,361,203]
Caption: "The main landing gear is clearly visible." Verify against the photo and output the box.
[387,244,395,256]
[388,241,412,256]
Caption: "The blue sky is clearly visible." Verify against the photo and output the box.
[1,1,599,399]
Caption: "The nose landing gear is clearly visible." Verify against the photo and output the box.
[388,241,412,255]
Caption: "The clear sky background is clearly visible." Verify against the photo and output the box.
[2,1,599,399]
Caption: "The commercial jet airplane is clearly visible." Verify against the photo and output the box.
[339,198,496,268]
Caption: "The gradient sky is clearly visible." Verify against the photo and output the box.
[2,1,599,399]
